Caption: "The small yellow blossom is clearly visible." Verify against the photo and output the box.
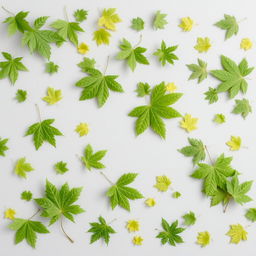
[240,38,253,51]
[126,220,140,232]
[179,17,194,32]
[145,198,156,207]
[180,114,198,132]
[132,236,143,245]
[194,37,211,53]
[75,123,89,136]
[166,82,177,93]
[5,208,16,220]
[78,42,89,54]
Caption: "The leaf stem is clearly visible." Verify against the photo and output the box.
[60,217,74,243]
[223,199,230,213]
[28,209,41,220]
[238,17,247,23]
[133,34,142,48]
[204,145,213,165]
[108,218,117,225]
[2,6,14,16]
[100,171,113,185]
[35,104,42,122]
[103,56,110,75]
[64,6,69,22]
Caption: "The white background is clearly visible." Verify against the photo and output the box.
[1,0,256,255]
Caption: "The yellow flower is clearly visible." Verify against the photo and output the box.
[166,82,177,93]
[197,231,211,247]
[180,114,198,132]
[75,123,89,136]
[179,17,194,32]
[240,38,253,50]
[5,208,16,220]
[77,42,89,54]
[132,236,143,245]
[194,37,211,53]
[145,198,156,207]
[126,220,140,232]
[226,136,241,151]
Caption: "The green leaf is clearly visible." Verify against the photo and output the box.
[51,19,84,46]
[232,98,252,119]
[154,41,178,66]
[135,82,151,97]
[156,219,185,246]
[25,119,63,150]
[93,28,111,45]
[204,87,218,104]
[245,208,256,222]
[78,57,96,72]
[75,67,124,107]
[178,138,206,166]
[15,89,27,102]
[88,216,116,244]
[81,144,107,171]
[153,11,168,30]
[106,173,143,211]
[45,62,59,74]
[73,9,88,22]
[215,14,239,40]
[54,161,69,174]
[191,153,235,196]
[210,187,230,206]
[214,114,226,124]
[9,218,49,248]
[211,55,254,99]
[116,38,149,71]
[21,191,33,201]
[131,17,144,31]
[129,82,182,138]
[0,137,8,156]
[35,180,85,225]
[0,52,28,84]
[22,18,63,59]
[182,211,196,226]
[3,11,32,35]
[187,59,208,83]
[14,157,34,178]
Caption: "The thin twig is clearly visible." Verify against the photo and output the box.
[60,217,74,243]
[2,6,14,16]
[35,104,42,122]
[223,200,230,213]
[134,34,142,48]
[64,6,69,22]
[100,171,113,185]
[108,218,117,225]
[204,145,213,165]
[28,209,41,220]
[103,56,110,75]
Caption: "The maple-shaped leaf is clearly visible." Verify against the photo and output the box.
[21,190,33,201]
[153,11,168,30]
[14,157,34,178]
[135,82,151,97]
[197,231,210,247]
[182,211,196,226]
[226,175,253,205]
[45,61,59,74]
[215,14,239,40]
[0,137,8,156]
[98,8,121,31]
[204,87,218,104]
[25,119,63,150]
[156,219,185,246]
[0,52,28,84]
[154,41,178,66]
[191,154,235,196]
[9,218,49,248]
[129,82,182,138]
[93,28,111,45]
[81,144,107,171]
[3,11,32,35]
[22,17,63,59]
[226,136,241,151]
[35,180,84,238]
[214,114,226,124]
[187,59,208,83]
[78,57,96,72]
[232,98,252,119]
[75,67,124,107]
[131,17,144,31]
[51,19,84,46]
[211,56,254,99]
[116,38,149,71]
[106,173,143,211]
[178,138,206,166]
[73,9,88,23]
[88,216,116,244]
[154,175,171,192]
[54,161,69,174]
[16,89,27,102]
[226,224,247,244]
[42,87,62,105]
[245,208,256,222]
